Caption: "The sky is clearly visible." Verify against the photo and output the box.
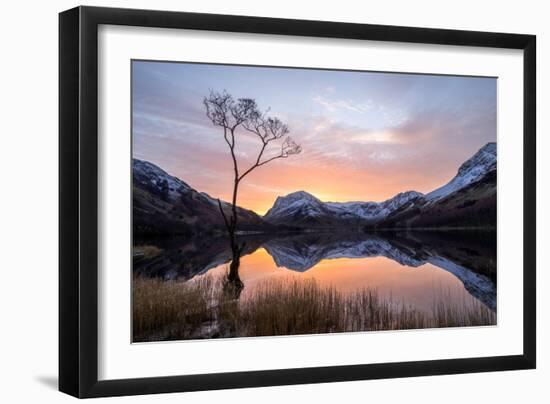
[132,60,496,215]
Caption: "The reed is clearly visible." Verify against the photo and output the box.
[132,275,219,341]
[133,244,163,258]
[133,274,496,342]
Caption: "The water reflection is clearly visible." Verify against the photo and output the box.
[133,230,496,311]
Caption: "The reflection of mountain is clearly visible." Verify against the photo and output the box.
[262,232,496,311]
[263,233,426,270]
[133,235,267,281]
[133,231,496,310]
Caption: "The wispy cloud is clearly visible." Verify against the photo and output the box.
[312,94,409,129]
[313,95,374,114]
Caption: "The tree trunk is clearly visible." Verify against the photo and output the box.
[223,239,244,298]
[224,178,244,298]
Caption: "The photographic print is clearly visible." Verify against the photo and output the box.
[131,61,497,343]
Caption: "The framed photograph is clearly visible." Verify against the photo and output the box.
[59,6,536,398]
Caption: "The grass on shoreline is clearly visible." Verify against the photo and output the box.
[133,244,163,258]
[133,273,496,342]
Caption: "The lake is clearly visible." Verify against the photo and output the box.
[132,230,496,341]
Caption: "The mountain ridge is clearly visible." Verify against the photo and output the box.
[133,142,496,234]
[133,159,269,235]
[264,142,496,227]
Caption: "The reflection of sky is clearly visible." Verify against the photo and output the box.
[132,60,496,214]
[198,248,483,315]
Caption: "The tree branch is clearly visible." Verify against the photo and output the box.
[238,141,268,181]
[257,153,287,167]
[204,91,301,237]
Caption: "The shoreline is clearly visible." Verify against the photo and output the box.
[134,225,496,240]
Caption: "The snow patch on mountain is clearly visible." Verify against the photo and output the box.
[133,158,192,201]
[426,142,496,202]
[264,143,496,225]
[325,191,424,220]
[264,191,329,219]
[133,158,227,207]
[264,190,425,223]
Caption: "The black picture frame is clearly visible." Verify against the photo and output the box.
[59,5,536,398]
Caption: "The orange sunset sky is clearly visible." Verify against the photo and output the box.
[132,61,496,215]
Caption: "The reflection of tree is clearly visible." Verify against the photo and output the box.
[203,90,302,296]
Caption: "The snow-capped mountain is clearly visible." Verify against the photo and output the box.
[133,159,266,235]
[381,143,497,228]
[265,191,329,220]
[264,190,425,225]
[327,191,424,220]
[133,159,193,200]
[263,143,496,228]
[133,142,496,233]
[426,142,496,201]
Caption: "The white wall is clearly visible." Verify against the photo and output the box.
[0,0,546,402]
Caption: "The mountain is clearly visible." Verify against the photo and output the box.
[426,142,496,201]
[264,190,424,226]
[380,142,496,228]
[382,169,496,228]
[133,159,267,235]
[133,142,496,234]
[263,142,496,229]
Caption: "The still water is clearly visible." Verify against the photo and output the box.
[133,230,497,314]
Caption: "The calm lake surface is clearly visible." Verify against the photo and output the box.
[133,230,497,317]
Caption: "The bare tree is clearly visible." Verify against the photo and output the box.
[203,90,302,292]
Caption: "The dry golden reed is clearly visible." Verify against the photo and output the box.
[133,274,496,342]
